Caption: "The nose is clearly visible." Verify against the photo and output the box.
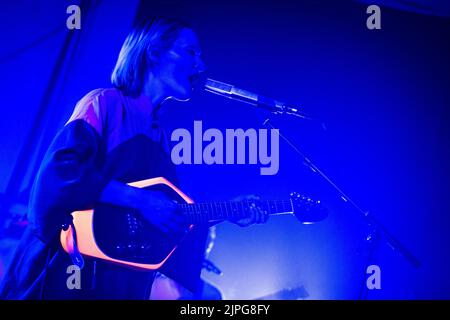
[196,57,206,74]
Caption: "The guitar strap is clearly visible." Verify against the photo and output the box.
[62,217,85,270]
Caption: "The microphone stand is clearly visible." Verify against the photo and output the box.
[262,117,421,300]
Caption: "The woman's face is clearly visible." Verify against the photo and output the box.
[155,28,206,101]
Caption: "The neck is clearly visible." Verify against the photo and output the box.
[142,73,169,110]
[178,199,294,224]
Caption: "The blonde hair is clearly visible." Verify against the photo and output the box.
[111,17,190,97]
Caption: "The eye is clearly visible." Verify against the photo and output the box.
[185,47,201,57]
[186,48,196,56]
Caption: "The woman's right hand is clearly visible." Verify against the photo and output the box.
[135,189,188,235]
[100,180,188,235]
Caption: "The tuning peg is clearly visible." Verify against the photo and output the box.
[291,192,303,199]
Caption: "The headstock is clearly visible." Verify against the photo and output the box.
[290,192,328,224]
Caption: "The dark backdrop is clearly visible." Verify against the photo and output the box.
[0,0,449,299]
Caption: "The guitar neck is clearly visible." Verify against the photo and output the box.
[178,200,293,224]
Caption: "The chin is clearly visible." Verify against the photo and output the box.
[171,87,192,102]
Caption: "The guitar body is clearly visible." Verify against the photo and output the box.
[60,177,194,271]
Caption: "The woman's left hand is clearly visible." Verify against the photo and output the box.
[231,195,269,227]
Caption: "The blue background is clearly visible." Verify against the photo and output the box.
[0,0,449,299]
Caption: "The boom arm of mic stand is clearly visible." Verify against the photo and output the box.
[263,118,421,269]
[205,87,316,121]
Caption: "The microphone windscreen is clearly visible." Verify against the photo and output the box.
[204,78,233,94]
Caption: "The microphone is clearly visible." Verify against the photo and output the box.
[204,78,311,119]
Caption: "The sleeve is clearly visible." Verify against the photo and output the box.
[66,88,107,134]
[28,90,111,244]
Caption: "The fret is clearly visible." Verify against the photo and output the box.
[190,204,195,223]
[286,200,293,213]
[274,201,279,213]
[219,201,224,219]
[219,201,223,218]
[180,204,189,221]
[237,202,242,219]
[282,201,288,213]
[216,202,221,220]
[201,203,205,223]
[206,202,211,220]
[278,200,284,214]
[191,203,195,217]
[232,201,236,219]
[188,203,194,221]
[243,200,250,219]
[239,201,244,219]
[187,204,194,223]
[211,202,215,221]
[195,203,200,223]
[200,203,205,222]
[194,203,200,223]
[214,201,222,221]
[222,201,227,220]
[214,202,219,220]
[225,202,229,219]
[213,202,218,220]
[225,201,230,219]
[236,201,241,219]
[221,201,226,219]
[224,201,228,219]
[268,201,273,214]
[214,201,219,220]
[239,200,245,220]
[194,203,199,222]
[232,201,239,220]
[215,201,220,220]
[230,201,234,218]
[183,204,189,221]
[206,203,211,222]
[264,200,271,214]
[201,203,206,222]
[280,201,286,213]
[194,204,199,223]
[215,202,220,220]
[277,201,283,213]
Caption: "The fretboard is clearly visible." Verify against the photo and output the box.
[178,200,293,224]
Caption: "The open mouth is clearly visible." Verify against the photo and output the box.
[189,73,202,88]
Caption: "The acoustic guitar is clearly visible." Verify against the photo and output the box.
[60,177,327,270]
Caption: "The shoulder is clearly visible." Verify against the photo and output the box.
[76,87,124,109]
[67,88,125,134]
